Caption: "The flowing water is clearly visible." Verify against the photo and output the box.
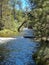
[0,37,39,65]
[0,29,39,65]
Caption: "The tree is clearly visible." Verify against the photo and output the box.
[27,0,49,41]
[0,0,4,30]
[0,0,17,30]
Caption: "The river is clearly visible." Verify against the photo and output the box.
[0,37,39,65]
[0,29,39,65]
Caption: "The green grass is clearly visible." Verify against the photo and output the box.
[0,29,19,37]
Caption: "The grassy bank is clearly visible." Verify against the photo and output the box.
[0,29,19,37]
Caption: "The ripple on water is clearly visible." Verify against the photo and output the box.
[0,37,37,65]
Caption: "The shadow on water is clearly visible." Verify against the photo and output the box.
[0,37,39,65]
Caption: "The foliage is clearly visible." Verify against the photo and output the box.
[0,0,49,38]
[0,29,19,37]
[27,0,49,40]
[0,0,23,37]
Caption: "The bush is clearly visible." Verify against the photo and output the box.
[0,29,19,37]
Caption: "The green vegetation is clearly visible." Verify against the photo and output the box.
[33,41,49,65]
[0,29,19,37]
[27,0,49,65]
[27,0,49,41]
[0,0,25,37]
[0,0,49,38]
[0,0,49,64]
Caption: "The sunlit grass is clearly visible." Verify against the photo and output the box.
[0,29,19,37]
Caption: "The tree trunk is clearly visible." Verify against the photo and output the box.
[0,1,2,30]
[18,21,26,32]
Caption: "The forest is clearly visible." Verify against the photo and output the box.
[0,0,49,65]
[0,0,49,40]
[0,0,49,38]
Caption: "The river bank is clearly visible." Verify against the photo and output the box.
[0,37,16,44]
[33,40,49,65]
[0,29,19,37]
